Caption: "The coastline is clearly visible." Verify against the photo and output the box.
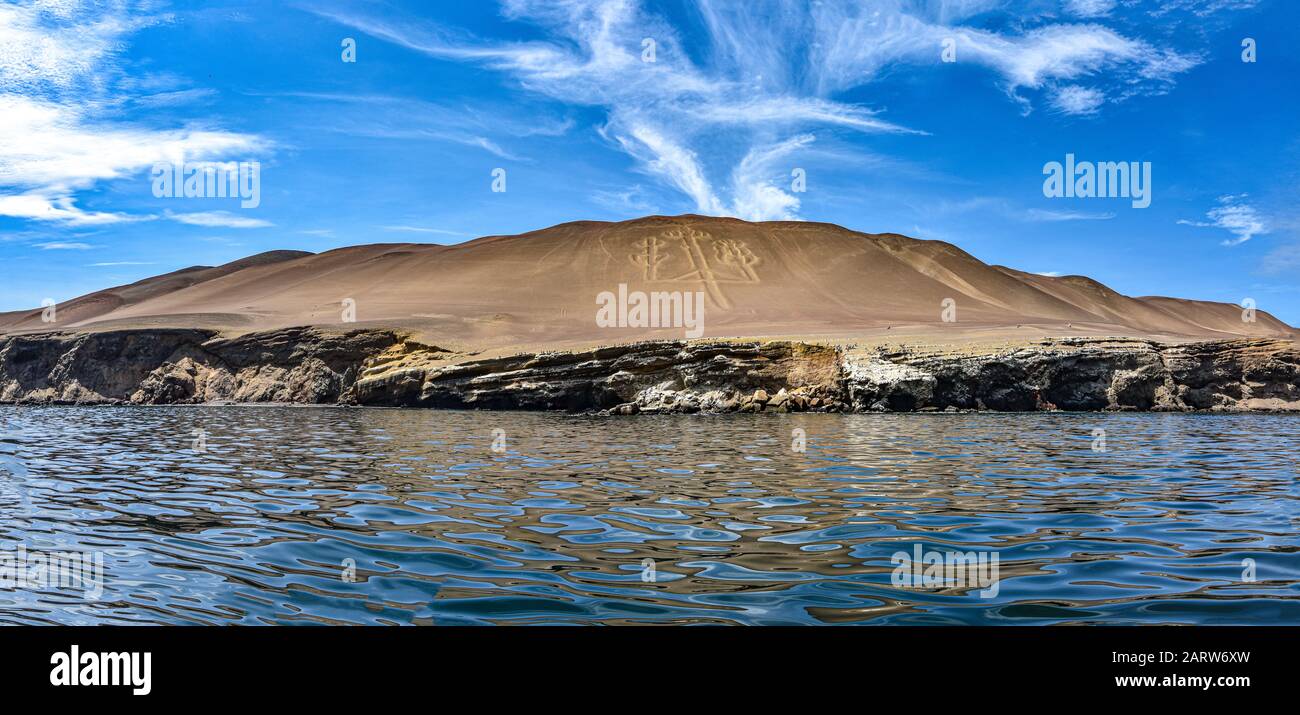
[2,327,1296,413]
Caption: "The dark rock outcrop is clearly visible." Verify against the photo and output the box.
[1,329,1296,412]
[0,327,401,405]
[874,338,1300,412]
[353,340,842,412]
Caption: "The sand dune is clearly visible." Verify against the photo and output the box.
[0,250,311,331]
[1,215,1291,348]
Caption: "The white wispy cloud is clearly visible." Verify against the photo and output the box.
[731,134,816,222]
[1050,85,1106,115]
[609,123,727,215]
[0,0,141,95]
[130,87,219,108]
[304,0,921,220]
[1064,0,1117,18]
[0,95,266,224]
[936,198,1114,223]
[1152,0,1261,18]
[692,97,923,135]
[166,210,272,229]
[0,191,145,225]
[801,4,1198,103]
[35,241,93,250]
[591,184,656,214]
[1025,207,1115,221]
[304,0,1201,220]
[286,92,570,161]
[1178,194,1268,246]
[0,2,268,225]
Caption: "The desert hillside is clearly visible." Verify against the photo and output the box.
[0,215,1291,348]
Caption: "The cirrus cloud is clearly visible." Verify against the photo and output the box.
[0,1,269,226]
[305,0,1202,221]
[1178,194,1268,246]
[165,210,272,229]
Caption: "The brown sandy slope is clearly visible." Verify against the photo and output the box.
[1,215,1292,349]
[0,250,311,331]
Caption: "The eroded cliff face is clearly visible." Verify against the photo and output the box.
[354,336,1299,413]
[0,328,1296,412]
[353,340,842,412]
[0,328,401,405]
[841,338,1300,413]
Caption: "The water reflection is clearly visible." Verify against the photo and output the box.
[0,406,1296,625]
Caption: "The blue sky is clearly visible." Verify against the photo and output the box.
[2,0,1298,323]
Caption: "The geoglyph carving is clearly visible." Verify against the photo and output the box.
[629,229,761,309]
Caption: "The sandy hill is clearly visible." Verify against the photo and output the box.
[1,215,1291,349]
[0,250,311,331]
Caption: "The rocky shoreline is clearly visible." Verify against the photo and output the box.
[1,327,1297,413]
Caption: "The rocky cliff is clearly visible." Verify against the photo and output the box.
[353,339,842,412]
[841,338,1300,412]
[1,328,1296,412]
[0,327,401,405]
